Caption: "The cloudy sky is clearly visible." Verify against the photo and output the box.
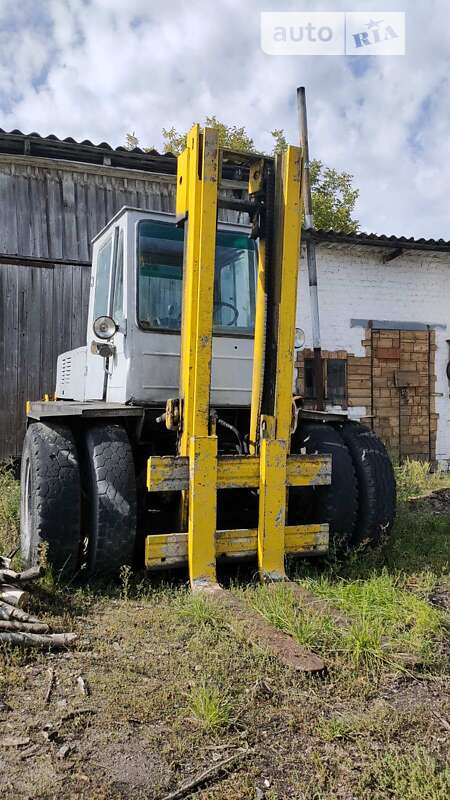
[0,0,447,238]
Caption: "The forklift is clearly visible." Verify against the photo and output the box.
[20,124,396,603]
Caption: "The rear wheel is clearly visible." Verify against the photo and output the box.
[289,423,358,550]
[341,422,396,545]
[20,422,81,576]
[83,424,137,576]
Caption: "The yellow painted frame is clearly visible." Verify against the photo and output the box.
[145,133,327,583]
[254,146,304,581]
[145,525,328,569]
[177,126,220,586]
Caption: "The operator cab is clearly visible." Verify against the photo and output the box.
[56,207,257,406]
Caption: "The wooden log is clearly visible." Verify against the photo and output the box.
[0,620,50,633]
[0,566,44,584]
[0,585,29,608]
[15,566,45,583]
[0,569,18,583]
[0,631,77,648]
[0,601,40,623]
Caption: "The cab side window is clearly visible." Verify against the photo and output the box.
[93,238,112,319]
[112,230,124,325]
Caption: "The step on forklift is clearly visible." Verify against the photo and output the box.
[20,122,395,666]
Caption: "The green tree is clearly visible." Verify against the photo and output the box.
[160,125,188,155]
[309,160,359,233]
[161,116,255,154]
[270,128,288,155]
[126,121,359,233]
[272,129,359,232]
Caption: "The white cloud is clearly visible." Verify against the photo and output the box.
[0,0,448,238]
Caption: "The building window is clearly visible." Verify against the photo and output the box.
[304,358,317,401]
[327,359,347,405]
[304,358,347,406]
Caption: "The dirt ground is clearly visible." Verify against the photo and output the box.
[1,488,449,800]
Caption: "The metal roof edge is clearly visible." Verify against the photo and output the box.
[305,228,450,254]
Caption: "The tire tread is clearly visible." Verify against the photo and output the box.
[20,422,81,574]
[84,424,137,575]
[341,422,396,544]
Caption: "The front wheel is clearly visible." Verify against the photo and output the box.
[82,424,137,576]
[20,422,81,576]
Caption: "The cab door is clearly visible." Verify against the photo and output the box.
[107,227,127,402]
[85,226,125,401]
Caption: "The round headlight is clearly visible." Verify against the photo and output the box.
[93,316,118,340]
[294,327,305,349]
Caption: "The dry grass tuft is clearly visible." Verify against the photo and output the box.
[0,464,20,556]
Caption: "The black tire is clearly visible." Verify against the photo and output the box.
[341,422,396,545]
[289,423,358,550]
[83,424,137,576]
[20,422,81,576]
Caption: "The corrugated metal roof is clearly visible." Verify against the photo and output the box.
[307,228,450,254]
[0,128,448,253]
[0,127,177,174]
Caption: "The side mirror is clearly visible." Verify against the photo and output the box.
[93,316,118,340]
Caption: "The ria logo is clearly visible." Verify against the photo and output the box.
[346,12,405,55]
[260,11,405,57]
[352,18,399,49]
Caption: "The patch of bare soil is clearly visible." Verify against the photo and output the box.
[409,487,450,515]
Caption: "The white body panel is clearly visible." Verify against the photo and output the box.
[56,347,88,401]
[56,208,255,407]
[122,332,254,405]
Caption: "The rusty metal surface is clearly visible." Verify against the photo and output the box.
[27,401,144,420]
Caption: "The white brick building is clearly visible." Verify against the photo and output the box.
[296,231,450,468]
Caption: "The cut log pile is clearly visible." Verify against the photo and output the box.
[0,553,77,649]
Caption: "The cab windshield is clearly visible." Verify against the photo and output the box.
[138,220,256,334]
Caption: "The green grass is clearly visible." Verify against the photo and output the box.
[395,458,450,502]
[316,713,363,742]
[176,591,223,627]
[245,493,450,679]
[188,682,234,729]
[358,748,450,800]
[246,567,448,677]
[244,583,337,652]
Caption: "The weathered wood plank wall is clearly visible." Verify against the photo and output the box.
[0,156,177,259]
